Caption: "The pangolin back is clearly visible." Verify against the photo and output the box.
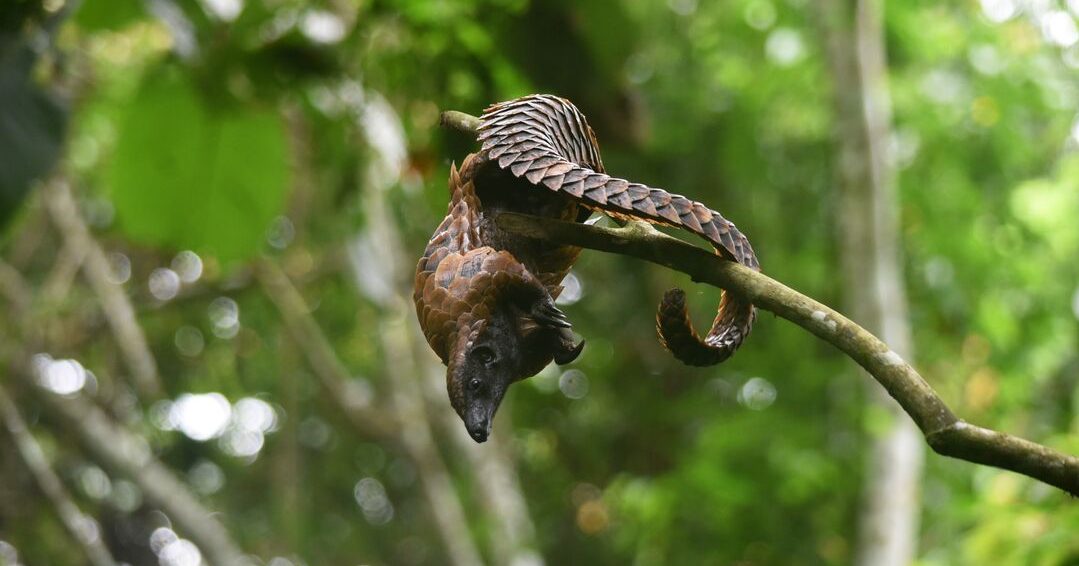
[475,94,760,366]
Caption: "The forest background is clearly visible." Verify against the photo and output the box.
[1,0,1078,565]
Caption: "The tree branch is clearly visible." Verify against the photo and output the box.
[256,259,485,566]
[254,259,398,441]
[439,105,1079,496]
[0,258,32,313]
[440,110,481,135]
[0,385,118,566]
[506,213,1079,494]
[21,376,249,566]
[43,180,163,399]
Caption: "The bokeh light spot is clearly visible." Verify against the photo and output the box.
[201,0,242,22]
[171,251,203,284]
[301,10,346,44]
[980,0,1017,23]
[159,538,202,566]
[79,466,112,500]
[209,297,240,338]
[666,0,697,17]
[555,272,583,306]
[174,326,205,357]
[738,377,777,410]
[558,369,589,399]
[188,460,226,495]
[354,477,394,525]
[170,393,232,441]
[576,500,610,535]
[34,355,88,395]
[765,28,806,67]
[107,252,131,284]
[233,397,278,433]
[744,0,776,30]
[266,215,295,249]
[149,268,181,301]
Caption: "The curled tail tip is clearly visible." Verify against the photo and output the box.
[656,287,748,367]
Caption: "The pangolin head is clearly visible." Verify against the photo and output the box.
[445,283,584,443]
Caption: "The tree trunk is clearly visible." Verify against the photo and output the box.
[818,1,925,564]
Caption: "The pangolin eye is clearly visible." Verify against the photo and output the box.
[468,378,483,392]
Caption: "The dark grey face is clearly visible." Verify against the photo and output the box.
[450,294,584,443]
[454,317,521,443]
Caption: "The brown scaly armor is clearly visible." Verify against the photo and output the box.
[415,94,760,442]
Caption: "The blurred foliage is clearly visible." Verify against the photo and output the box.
[106,64,289,261]
[0,4,66,229]
[1,0,1078,565]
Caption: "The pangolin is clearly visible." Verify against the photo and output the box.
[414,95,760,442]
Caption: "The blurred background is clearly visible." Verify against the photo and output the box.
[1,0,1078,565]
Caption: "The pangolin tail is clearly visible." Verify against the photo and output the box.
[476,94,760,366]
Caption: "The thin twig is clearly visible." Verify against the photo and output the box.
[40,239,88,305]
[24,377,249,566]
[356,94,526,565]
[417,360,543,566]
[440,111,482,135]
[0,385,118,566]
[43,180,163,399]
[254,259,398,441]
[0,258,32,313]
[378,301,485,566]
[256,259,485,566]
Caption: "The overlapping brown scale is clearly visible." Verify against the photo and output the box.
[414,153,516,363]
[477,94,761,367]
[655,289,734,366]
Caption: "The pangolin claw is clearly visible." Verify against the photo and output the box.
[532,301,572,328]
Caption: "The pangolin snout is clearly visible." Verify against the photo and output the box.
[467,416,491,443]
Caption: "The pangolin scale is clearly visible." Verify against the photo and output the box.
[414,94,760,442]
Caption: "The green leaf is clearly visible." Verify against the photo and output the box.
[74,0,145,31]
[106,67,288,261]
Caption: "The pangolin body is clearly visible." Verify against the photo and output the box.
[414,95,760,442]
